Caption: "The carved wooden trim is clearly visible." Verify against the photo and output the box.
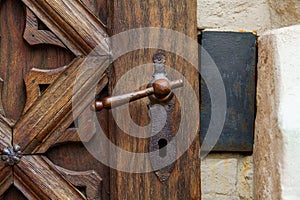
[14,156,86,200]
[0,80,13,197]
[0,0,110,198]
[23,8,66,48]
[22,0,109,56]
[22,63,107,152]
[54,165,102,200]
[0,79,13,152]
[23,66,67,114]
[14,57,109,154]
[0,163,13,197]
[0,79,15,126]
[36,74,108,153]
[0,116,12,153]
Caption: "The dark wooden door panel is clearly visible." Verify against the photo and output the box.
[109,1,200,199]
[0,0,200,199]
[0,0,110,199]
[46,143,110,199]
[0,0,74,121]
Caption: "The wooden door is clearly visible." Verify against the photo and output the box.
[0,0,200,199]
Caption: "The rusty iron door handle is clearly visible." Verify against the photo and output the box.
[92,78,183,111]
[92,51,181,182]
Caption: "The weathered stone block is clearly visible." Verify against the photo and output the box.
[268,0,300,29]
[197,0,271,34]
[255,24,300,199]
[201,154,254,199]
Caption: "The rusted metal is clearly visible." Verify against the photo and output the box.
[1,144,22,166]
[91,51,180,182]
[149,100,176,182]
[92,78,183,111]
[149,51,177,182]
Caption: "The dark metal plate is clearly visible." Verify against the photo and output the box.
[200,31,256,152]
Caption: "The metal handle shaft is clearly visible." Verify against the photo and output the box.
[92,79,183,111]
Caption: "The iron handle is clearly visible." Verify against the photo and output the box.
[92,78,183,111]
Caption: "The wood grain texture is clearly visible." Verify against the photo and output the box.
[0,115,12,155]
[0,0,75,121]
[14,56,109,153]
[23,66,67,114]
[0,79,13,152]
[14,156,86,200]
[109,0,200,199]
[23,8,66,48]
[1,0,110,199]
[36,73,108,152]
[0,163,13,197]
[22,65,107,153]
[54,164,102,200]
[46,142,110,200]
[22,0,109,56]
[80,0,108,25]
[0,186,27,200]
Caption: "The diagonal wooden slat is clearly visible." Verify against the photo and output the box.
[22,64,107,153]
[14,156,86,200]
[14,56,109,154]
[22,0,109,56]
[0,162,13,197]
[35,73,108,153]
[0,78,13,152]
[0,115,12,154]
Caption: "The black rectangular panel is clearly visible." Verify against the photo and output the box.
[200,31,256,152]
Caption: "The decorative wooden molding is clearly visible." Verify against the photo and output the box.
[23,66,67,114]
[0,79,13,153]
[24,70,107,153]
[14,57,109,154]
[14,156,86,199]
[0,163,13,197]
[0,117,12,153]
[22,62,107,153]
[0,79,13,197]
[54,164,102,200]
[39,71,107,153]
[23,8,66,48]
[0,0,110,198]
[22,0,109,56]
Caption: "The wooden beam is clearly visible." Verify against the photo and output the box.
[109,0,200,199]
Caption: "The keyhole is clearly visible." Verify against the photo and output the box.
[158,138,168,158]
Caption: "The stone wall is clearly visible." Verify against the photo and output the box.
[198,1,261,199]
[198,0,300,35]
[198,1,300,200]
[201,154,253,200]
[256,25,300,200]
[197,0,272,34]
[268,0,300,29]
